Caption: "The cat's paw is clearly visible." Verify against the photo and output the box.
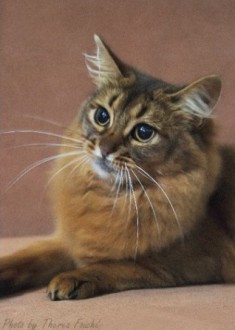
[47,271,100,300]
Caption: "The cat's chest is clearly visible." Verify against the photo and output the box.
[58,187,160,262]
[54,173,202,263]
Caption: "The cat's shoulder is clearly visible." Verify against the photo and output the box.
[219,144,235,173]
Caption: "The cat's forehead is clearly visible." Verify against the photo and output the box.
[92,85,167,121]
[93,87,126,110]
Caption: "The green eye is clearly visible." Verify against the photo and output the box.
[133,123,155,142]
[94,107,110,127]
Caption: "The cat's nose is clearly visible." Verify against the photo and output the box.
[99,135,120,159]
[99,144,112,158]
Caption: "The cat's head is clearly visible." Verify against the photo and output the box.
[65,35,221,184]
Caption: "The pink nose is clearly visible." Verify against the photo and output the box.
[99,144,112,158]
[99,134,121,158]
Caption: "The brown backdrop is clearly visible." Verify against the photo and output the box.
[1,0,235,237]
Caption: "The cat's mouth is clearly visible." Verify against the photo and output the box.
[95,158,113,172]
[91,158,117,179]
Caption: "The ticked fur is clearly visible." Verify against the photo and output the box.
[0,35,235,300]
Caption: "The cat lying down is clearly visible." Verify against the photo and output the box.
[1,35,235,300]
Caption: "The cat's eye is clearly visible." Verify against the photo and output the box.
[94,107,110,127]
[132,123,155,142]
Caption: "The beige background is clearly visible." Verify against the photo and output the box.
[1,0,235,237]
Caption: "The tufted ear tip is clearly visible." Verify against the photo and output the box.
[93,34,107,56]
[204,75,222,102]
[94,34,102,45]
[85,35,123,86]
[169,74,222,120]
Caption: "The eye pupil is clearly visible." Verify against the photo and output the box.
[95,107,110,126]
[134,124,155,142]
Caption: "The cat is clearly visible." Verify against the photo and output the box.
[1,35,235,300]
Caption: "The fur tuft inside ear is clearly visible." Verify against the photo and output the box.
[84,34,123,86]
[170,75,222,119]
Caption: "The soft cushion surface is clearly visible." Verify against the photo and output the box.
[0,237,234,330]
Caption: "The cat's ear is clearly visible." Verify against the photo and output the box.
[84,35,124,86]
[169,75,222,122]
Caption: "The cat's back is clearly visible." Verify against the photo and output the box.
[210,144,235,235]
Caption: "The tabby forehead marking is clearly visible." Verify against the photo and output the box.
[107,92,127,112]
[123,119,140,137]
[108,94,119,108]
[128,102,147,118]
[93,89,125,112]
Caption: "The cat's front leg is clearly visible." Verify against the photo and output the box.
[47,260,175,300]
[0,238,74,296]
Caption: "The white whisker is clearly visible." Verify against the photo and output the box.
[4,150,84,193]
[131,169,160,237]
[7,142,81,150]
[0,129,83,145]
[74,156,90,176]
[45,154,87,189]
[123,164,132,220]
[136,165,184,241]
[65,155,89,183]
[22,114,68,129]
[110,167,121,193]
[38,154,87,206]
[20,114,81,136]
[126,165,140,261]
[111,166,124,215]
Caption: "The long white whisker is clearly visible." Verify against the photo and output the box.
[131,169,160,237]
[123,164,132,220]
[136,165,184,241]
[119,165,125,192]
[111,166,123,215]
[0,129,83,145]
[65,155,89,183]
[110,167,120,193]
[73,156,90,176]
[126,165,140,261]
[4,150,84,193]
[22,114,68,129]
[7,142,81,150]
[120,165,125,189]
[38,154,87,206]
[45,154,87,189]
[20,114,81,136]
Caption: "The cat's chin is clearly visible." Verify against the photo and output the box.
[91,159,114,180]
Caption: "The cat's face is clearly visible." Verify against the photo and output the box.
[62,35,221,185]
[76,86,180,181]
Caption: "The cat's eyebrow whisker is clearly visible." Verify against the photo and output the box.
[0,129,84,146]
[126,165,140,261]
[130,169,160,238]
[3,150,84,194]
[136,165,184,242]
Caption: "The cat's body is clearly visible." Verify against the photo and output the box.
[1,35,235,300]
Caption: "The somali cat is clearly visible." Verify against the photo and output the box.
[1,35,235,300]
